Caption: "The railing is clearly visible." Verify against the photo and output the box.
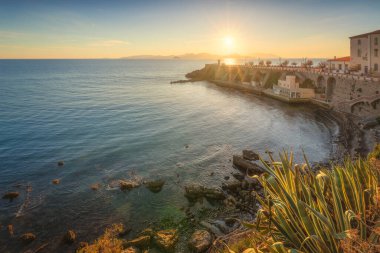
[219,64,380,82]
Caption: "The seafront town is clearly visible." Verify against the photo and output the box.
[186,29,380,120]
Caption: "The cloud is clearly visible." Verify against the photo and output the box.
[89,40,129,47]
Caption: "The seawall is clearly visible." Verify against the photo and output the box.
[187,63,380,119]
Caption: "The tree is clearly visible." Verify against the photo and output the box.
[281,60,289,67]
[266,60,272,66]
[318,62,327,70]
[306,60,313,68]
[291,62,297,67]
[258,60,264,66]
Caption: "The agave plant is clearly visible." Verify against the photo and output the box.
[245,151,380,253]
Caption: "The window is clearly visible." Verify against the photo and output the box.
[358,49,361,57]
[339,64,342,70]
[375,37,379,46]
[375,49,378,57]
[358,39,361,45]
[375,64,379,71]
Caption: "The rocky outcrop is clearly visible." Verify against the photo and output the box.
[154,229,178,251]
[188,230,212,252]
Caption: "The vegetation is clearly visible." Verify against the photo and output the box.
[281,60,289,67]
[266,60,272,67]
[77,224,125,253]
[224,147,380,253]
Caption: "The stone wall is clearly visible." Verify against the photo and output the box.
[201,64,380,118]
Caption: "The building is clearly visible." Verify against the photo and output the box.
[273,75,315,99]
[350,30,380,76]
[327,56,350,73]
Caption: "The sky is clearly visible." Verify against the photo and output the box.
[0,0,380,59]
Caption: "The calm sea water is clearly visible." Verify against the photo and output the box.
[0,59,337,252]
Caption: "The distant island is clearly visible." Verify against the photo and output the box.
[121,52,278,60]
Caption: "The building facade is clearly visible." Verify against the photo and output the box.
[327,56,350,73]
[273,75,315,99]
[350,30,380,76]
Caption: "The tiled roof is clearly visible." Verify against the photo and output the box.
[327,56,350,62]
[350,30,380,39]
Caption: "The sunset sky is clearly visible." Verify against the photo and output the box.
[1,0,380,59]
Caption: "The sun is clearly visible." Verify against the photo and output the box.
[223,36,234,47]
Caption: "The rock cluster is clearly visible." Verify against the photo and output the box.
[123,229,178,252]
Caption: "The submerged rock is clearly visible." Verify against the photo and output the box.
[154,229,178,251]
[242,150,260,161]
[144,179,165,193]
[63,230,76,244]
[120,180,140,191]
[123,235,151,248]
[90,183,101,191]
[20,233,36,243]
[57,160,64,167]
[2,192,19,200]
[52,179,60,185]
[188,230,212,253]
[184,184,225,200]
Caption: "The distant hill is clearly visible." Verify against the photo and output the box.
[122,52,278,60]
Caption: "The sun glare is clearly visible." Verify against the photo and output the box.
[223,36,234,47]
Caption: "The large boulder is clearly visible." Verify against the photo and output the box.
[233,155,264,175]
[154,229,178,251]
[242,150,260,161]
[188,230,212,252]
[20,233,36,243]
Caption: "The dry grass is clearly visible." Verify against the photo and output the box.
[77,224,124,253]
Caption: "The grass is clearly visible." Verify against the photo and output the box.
[222,146,380,253]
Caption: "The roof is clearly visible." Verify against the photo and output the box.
[327,56,350,62]
[350,30,380,39]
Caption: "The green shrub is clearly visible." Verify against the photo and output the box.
[233,150,380,253]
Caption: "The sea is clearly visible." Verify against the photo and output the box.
[0,59,337,252]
